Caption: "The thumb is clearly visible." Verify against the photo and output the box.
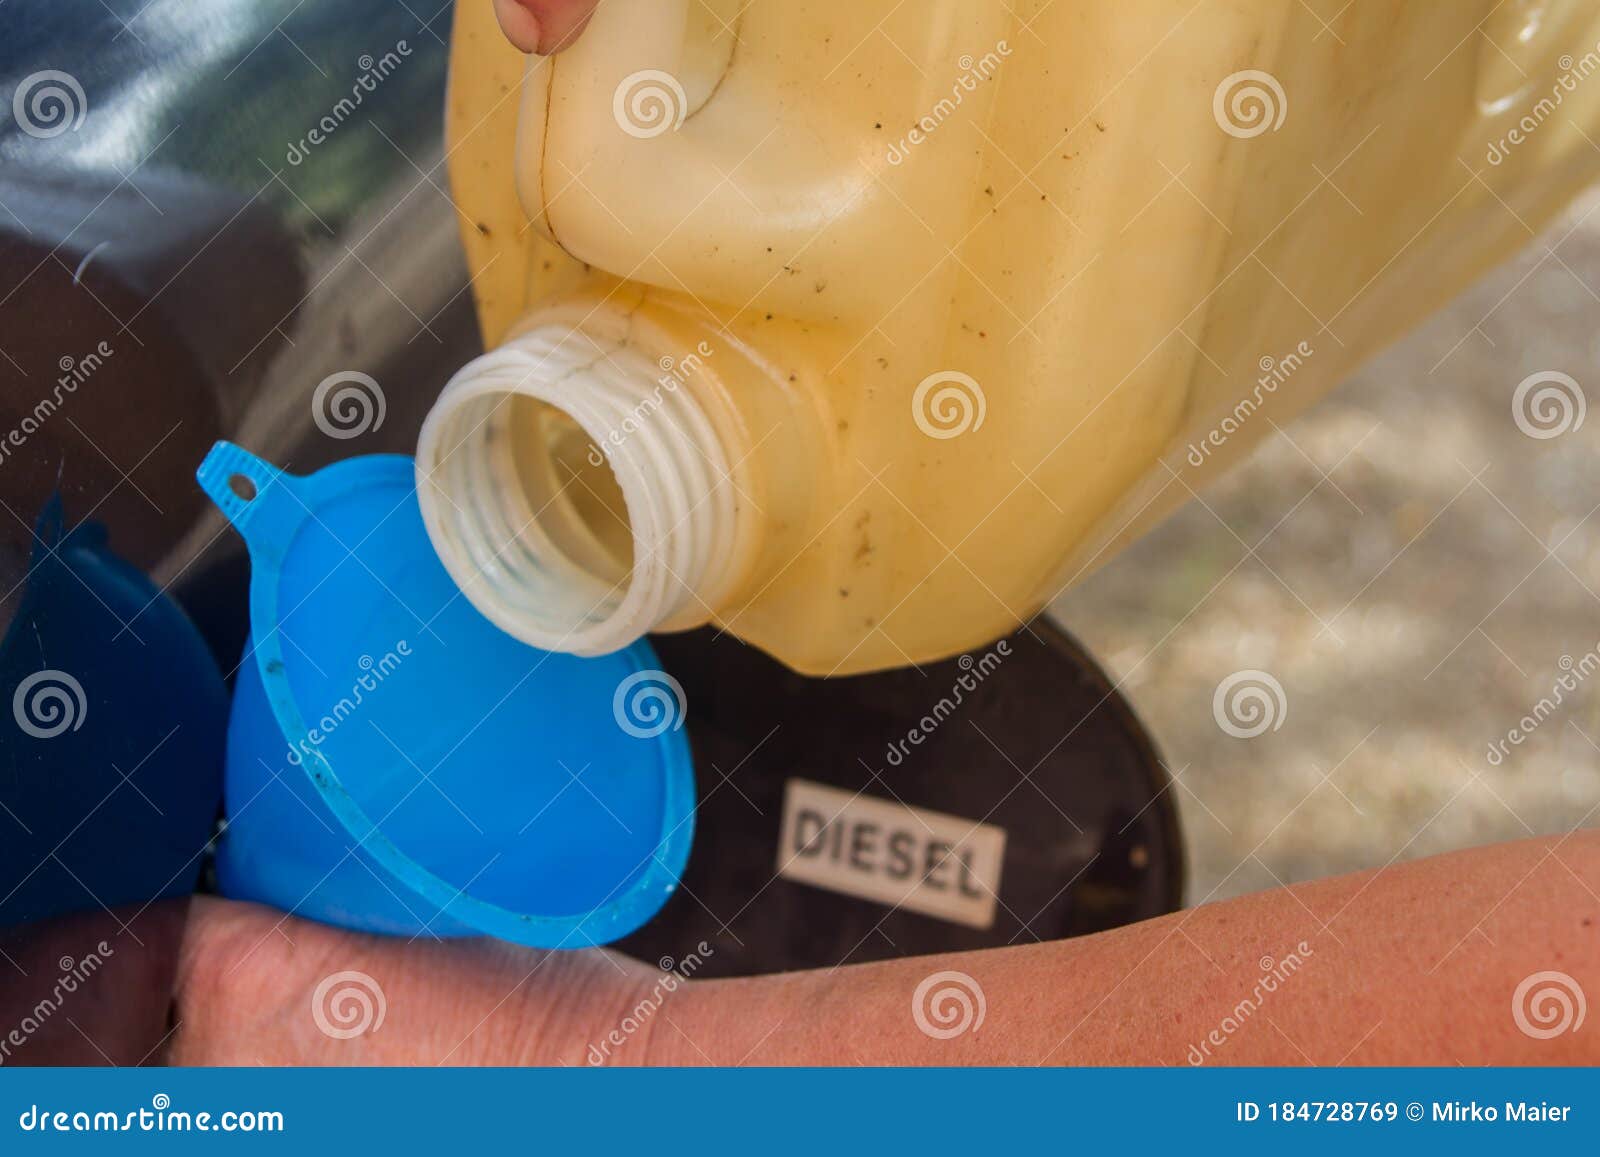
[491,0,601,55]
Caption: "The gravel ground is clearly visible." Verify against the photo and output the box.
[1051,189,1600,906]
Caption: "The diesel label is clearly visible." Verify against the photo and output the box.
[776,778,1007,928]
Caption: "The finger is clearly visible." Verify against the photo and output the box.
[490,0,600,55]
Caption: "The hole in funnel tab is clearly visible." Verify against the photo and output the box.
[229,474,258,501]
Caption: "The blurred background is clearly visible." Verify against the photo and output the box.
[1054,187,1600,903]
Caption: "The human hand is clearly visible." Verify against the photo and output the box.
[490,0,601,54]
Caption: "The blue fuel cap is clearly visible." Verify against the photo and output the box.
[196,442,694,949]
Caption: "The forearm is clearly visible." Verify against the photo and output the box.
[644,831,1600,1065]
[171,831,1600,1065]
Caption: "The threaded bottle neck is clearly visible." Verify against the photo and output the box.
[416,323,738,656]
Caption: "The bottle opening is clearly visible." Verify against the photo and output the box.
[416,325,736,657]
[512,400,634,585]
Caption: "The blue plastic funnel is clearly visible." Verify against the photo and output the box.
[196,442,694,948]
